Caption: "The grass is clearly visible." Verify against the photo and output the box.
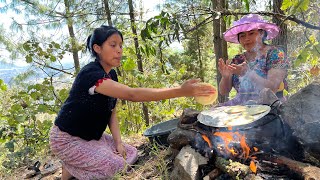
[114,135,174,180]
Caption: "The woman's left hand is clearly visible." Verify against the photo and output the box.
[115,143,127,159]
[227,62,248,76]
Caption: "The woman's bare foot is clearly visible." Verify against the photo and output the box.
[61,165,73,180]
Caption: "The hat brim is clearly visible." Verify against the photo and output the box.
[223,22,280,44]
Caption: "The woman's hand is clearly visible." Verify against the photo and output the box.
[218,58,232,78]
[180,79,216,97]
[227,61,248,76]
[115,143,127,159]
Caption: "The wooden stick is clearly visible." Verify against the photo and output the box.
[269,155,320,180]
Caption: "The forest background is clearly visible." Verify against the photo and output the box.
[0,0,319,176]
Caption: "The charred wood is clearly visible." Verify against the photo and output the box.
[268,155,320,180]
[214,157,261,179]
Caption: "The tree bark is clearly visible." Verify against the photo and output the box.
[272,0,287,52]
[103,0,122,76]
[64,0,80,74]
[212,0,228,103]
[128,0,149,126]
[103,0,112,26]
[268,155,320,179]
[215,157,251,178]
[191,2,204,81]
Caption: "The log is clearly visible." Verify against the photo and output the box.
[269,155,320,180]
[214,157,262,179]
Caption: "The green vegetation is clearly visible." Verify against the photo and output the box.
[0,0,319,178]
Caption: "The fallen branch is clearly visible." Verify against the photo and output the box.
[269,155,320,179]
[214,157,261,179]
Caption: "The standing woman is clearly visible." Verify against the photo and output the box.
[218,14,290,106]
[50,25,215,180]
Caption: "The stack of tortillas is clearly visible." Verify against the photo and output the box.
[224,105,248,114]
[194,83,218,105]
[246,105,270,116]
[224,105,270,116]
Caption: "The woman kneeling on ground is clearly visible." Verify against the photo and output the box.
[49,25,215,180]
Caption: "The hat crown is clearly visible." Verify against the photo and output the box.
[233,14,268,26]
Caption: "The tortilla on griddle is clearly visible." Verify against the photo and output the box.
[223,114,255,126]
[247,105,270,116]
[224,105,248,114]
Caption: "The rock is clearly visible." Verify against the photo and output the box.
[170,145,208,180]
[180,108,200,124]
[257,88,279,105]
[280,78,320,160]
[167,127,197,150]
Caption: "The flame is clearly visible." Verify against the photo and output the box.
[250,160,257,173]
[213,131,242,157]
[201,134,212,148]
[213,130,259,173]
[240,135,250,159]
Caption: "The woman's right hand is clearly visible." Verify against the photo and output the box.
[218,58,232,78]
[180,79,216,97]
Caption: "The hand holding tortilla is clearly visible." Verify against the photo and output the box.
[194,83,218,105]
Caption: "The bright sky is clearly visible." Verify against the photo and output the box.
[0,1,163,67]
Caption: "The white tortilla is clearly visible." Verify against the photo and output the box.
[194,83,218,105]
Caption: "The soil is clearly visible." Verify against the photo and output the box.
[6,134,173,180]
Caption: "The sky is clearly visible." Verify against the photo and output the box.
[0,0,164,67]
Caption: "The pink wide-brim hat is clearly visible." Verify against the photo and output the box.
[223,14,280,44]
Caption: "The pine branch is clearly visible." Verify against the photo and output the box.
[216,10,320,30]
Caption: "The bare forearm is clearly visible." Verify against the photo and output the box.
[128,87,185,102]
[109,111,121,145]
[219,76,232,95]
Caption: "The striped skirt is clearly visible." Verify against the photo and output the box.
[49,125,138,180]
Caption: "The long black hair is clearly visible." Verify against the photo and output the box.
[86,25,123,59]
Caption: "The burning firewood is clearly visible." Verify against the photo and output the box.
[214,157,262,179]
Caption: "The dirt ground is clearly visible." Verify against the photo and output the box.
[7,134,173,180]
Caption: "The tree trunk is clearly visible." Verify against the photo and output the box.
[103,0,122,76]
[103,0,112,26]
[64,0,80,74]
[272,0,287,52]
[191,3,204,81]
[196,33,204,81]
[128,0,150,126]
[220,0,228,101]
[212,0,228,103]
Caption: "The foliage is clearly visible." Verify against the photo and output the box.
[0,79,69,171]
[0,0,319,174]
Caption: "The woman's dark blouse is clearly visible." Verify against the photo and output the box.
[55,61,118,141]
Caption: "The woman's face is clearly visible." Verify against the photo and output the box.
[238,29,263,51]
[94,33,123,69]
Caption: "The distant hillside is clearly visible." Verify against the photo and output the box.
[0,61,27,85]
[0,61,75,85]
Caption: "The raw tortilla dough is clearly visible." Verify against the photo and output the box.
[195,83,218,105]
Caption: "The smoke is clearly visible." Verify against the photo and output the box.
[238,34,268,102]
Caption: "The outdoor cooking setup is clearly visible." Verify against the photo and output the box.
[167,101,317,179]
[143,82,320,179]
